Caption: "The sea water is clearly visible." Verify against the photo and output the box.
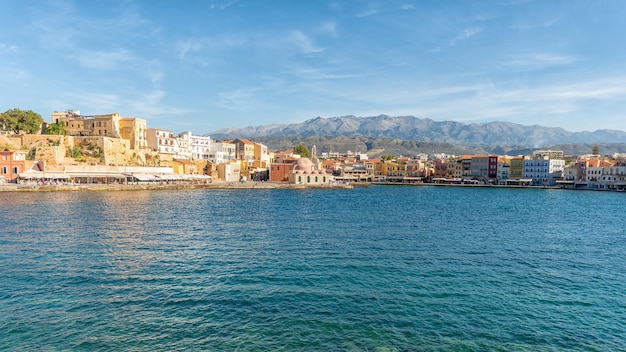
[1,186,625,351]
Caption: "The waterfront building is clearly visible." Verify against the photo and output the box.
[576,160,592,181]
[405,158,427,178]
[337,162,369,182]
[252,142,270,169]
[147,129,192,160]
[523,157,565,186]
[461,155,472,177]
[597,163,626,190]
[447,158,463,179]
[0,150,34,182]
[585,160,614,182]
[497,158,510,181]
[270,156,298,182]
[509,157,525,179]
[172,132,192,160]
[147,128,176,156]
[563,163,577,181]
[432,159,448,178]
[289,158,329,185]
[176,131,213,160]
[470,155,498,180]
[379,160,402,182]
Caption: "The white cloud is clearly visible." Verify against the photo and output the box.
[449,27,483,46]
[0,42,18,54]
[289,31,325,54]
[317,21,338,37]
[511,17,559,30]
[177,39,205,59]
[504,53,578,70]
[355,8,379,18]
[218,88,262,112]
[210,0,239,10]
[75,49,135,70]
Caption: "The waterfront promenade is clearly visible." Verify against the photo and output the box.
[0,181,354,192]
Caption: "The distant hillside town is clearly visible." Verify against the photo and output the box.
[1,108,626,190]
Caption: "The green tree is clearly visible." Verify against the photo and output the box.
[44,122,68,135]
[381,154,397,161]
[592,144,599,156]
[0,108,44,134]
[293,144,311,158]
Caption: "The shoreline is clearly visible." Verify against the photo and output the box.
[0,180,617,192]
[0,181,354,192]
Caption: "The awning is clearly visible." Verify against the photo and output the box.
[130,174,160,181]
[19,171,126,179]
[127,173,211,181]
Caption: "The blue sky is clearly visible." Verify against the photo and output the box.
[1,0,626,134]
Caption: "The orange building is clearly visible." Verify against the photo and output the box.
[1,150,34,182]
[270,157,298,182]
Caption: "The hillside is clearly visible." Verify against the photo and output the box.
[252,136,626,157]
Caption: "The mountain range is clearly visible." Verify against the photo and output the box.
[210,115,626,156]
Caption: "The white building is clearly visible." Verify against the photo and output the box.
[597,164,626,189]
[174,132,192,160]
[178,131,213,160]
[497,160,510,181]
[147,128,177,156]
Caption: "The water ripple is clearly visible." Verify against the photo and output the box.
[1,187,625,351]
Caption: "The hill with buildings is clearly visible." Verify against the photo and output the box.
[211,115,626,148]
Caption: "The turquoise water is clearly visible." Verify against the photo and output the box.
[1,186,625,351]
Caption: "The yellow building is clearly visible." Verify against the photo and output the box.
[51,110,147,150]
[119,118,147,151]
[510,157,525,179]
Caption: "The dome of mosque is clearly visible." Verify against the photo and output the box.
[293,158,314,173]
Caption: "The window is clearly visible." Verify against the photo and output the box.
[1,167,6,174]
[13,167,18,174]
[2,153,6,160]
